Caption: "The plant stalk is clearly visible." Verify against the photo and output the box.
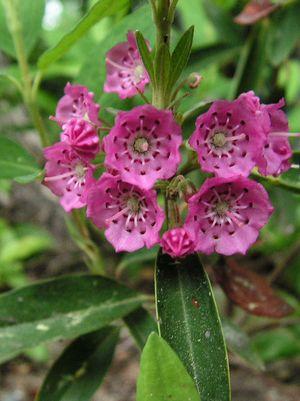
[3,0,50,147]
[3,0,106,275]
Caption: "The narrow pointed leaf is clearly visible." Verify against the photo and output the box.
[38,0,129,69]
[156,251,230,401]
[0,137,41,183]
[155,43,171,95]
[135,31,155,83]
[36,326,119,401]
[168,26,194,89]
[0,274,146,363]
[136,332,199,401]
[124,307,157,349]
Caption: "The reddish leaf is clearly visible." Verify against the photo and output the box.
[234,0,278,25]
[215,259,294,318]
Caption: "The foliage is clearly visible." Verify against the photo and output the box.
[0,0,300,400]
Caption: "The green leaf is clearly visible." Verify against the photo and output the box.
[38,0,129,69]
[0,274,146,363]
[136,332,200,401]
[0,0,45,58]
[168,26,194,90]
[252,326,300,363]
[116,246,158,276]
[36,326,119,401]
[124,307,157,349]
[155,43,171,96]
[278,60,300,103]
[222,318,265,371]
[231,24,270,97]
[0,136,41,183]
[188,44,240,73]
[267,3,300,66]
[176,0,218,49]
[136,31,155,83]
[156,251,230,401]
[0,72,22,92]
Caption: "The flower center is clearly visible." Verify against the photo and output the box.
[133,136,150,154]
[127,196,141,214]
[214,201,229,217]
[211,131,227,148]
[75,163,86,179]
[134,65,144,82]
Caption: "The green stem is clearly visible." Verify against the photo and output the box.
[3,0,106,275]
[179,149,300,195]
[229,27,255,100]
[2,0,50,147]
[151,0,175,108]
[72,210,106,275]
[252,170,300,195]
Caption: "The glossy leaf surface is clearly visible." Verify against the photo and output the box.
[156,251,230,401]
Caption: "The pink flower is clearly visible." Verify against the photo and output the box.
[43,142,95,212]
[189,94,267,178]
[86,173,165,252]
[103,105,182,190]
[161,228,195,259]
[256,99,292,176]
[61,118,100,160]
[238,92,292,176]
[51,82,101,127]
[104,31,150,99]
[185,176,273,256]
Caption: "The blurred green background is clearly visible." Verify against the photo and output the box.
[0,0,300,399]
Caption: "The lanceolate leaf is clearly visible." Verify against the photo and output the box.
[168,26,194,90]
[0,136,41,183]
[136,31,155,83]
[124,307,157,349]
[38,0,129,69]
[0,274,146,363]
[36,327,119,401]
[154,43,171,98]
[136,332,199,401]
[156,251,230,401]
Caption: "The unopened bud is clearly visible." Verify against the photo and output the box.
[188,73,202,89]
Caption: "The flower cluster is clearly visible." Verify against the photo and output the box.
[43,32,294,258]
[44,83,101,212]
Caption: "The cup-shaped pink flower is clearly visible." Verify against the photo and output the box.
[189,94,267,178]
[185,176,273,256]
[61,118,100,160]
[43,142,95,212]
[104,31,150,99]
[256,99,292,176]
[86,173,165,252]
[239,92,292,176]
[103,105,182,190]
[51,82,101,127]
[161,227,195,259]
